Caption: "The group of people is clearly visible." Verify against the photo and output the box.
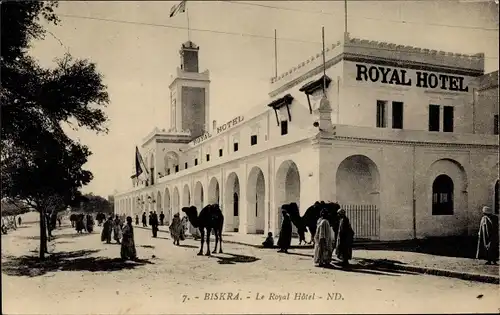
[75,214,95,234]
[100,214,137,260]
[267,206,354,268]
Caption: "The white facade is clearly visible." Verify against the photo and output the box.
[115,33,499,241]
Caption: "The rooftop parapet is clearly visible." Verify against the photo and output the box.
[169,68,210,88]
[269,32,485,97]
[343,36,484,73]
[476,70,499,90]
[142,127,191,147]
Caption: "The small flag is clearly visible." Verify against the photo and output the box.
[135,146,149,180]
[169,0,186,18]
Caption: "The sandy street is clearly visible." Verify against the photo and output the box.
[2,221,499,314]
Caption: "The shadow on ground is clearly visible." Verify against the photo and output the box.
[177,244,198,249]
[2,249,154,277]
[139,245,155,249]
[210,253,260,265]
[356,236,481,259]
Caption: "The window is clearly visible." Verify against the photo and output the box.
[250,135,258,146]
[167,168,171,175]
[206,154,210,162]
[184,162,188,169]
[392,101,403,129]
[219,149,223,157]
[376,100,387,128]
[233,142,239,152]
[432,174,454,215]
[174,165,179,173]
[443,106,454,133]
[494,115,499,135]
[194,158,198,166]
[281,120,288,135]
[150,168,155,185]
[428,105,440,132]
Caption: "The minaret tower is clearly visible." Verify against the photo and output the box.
[168,41,211,140]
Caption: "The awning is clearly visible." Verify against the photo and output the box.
[267,93,294,126]
[299,75,332,114]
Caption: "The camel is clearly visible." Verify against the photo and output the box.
[285,201,341,245]
[182,204,224,256]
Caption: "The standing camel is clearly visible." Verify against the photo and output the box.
[285,201,340,245]
[182,204,224,256]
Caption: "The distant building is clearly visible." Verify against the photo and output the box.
[114,34,498,241]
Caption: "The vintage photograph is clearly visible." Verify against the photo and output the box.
[1,0,499,314]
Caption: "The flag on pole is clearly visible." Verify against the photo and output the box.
[170,0,187,18]
[135,146,149,181]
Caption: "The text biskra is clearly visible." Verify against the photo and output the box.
[355,64,469,92]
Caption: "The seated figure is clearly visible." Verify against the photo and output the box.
[262,232,274,248]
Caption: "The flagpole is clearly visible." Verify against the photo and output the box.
[344,0,348,34]
[322,26,326,96]
[186,5,191,41]
[274,29,278,78]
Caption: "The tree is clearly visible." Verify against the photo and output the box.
[79,193,113,214]
[1,2,109,259]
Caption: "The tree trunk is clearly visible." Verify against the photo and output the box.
[39,209,47,259]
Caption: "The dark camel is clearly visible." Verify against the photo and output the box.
[285,201,340,245]
[182,204,224,256]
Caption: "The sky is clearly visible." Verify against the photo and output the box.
[28,0,499,198]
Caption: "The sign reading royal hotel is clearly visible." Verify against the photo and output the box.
[192,115,244,145]
[355,64,470,92]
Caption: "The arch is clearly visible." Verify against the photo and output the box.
[208,177,220,204]
[427,158,468,216]
[432,174,454,215]
[225,172,240,232]
[165,151,180,175]
[246,166,266,234]
[164,187,171,223]
[172,187,180,215]
[182,184,191,207]
[335,155,381,206]
[194,181,204,209]
[156,190,162,213]
[275,160,301,235]
[149,191,155,212]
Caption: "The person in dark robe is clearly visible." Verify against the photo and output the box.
[57,217,61,227]
[17,217,22,226]
[142,212,147,227]
[262,232,274,248]
[159,211,165,226]
[476,206,499,265]
[148,211,153,227]
[75,214,85,234]
[135,215,139,225]
[277,207,292,253]
[86,214,94,233]
[334,208,354,267]
[121,216,137,261]
[151,211,159,238]
[101,217,113,244]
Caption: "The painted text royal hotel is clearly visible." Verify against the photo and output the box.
[114,33,499,241]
